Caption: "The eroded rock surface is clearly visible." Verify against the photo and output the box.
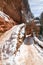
[0,11,17,36]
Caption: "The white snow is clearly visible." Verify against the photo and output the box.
[0,11,10,21]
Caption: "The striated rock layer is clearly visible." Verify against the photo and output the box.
[0,11,17,36]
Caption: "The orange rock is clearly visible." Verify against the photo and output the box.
[0,14,17,35]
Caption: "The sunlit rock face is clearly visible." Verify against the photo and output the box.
[0,11,17,36]
[0,24,43,65]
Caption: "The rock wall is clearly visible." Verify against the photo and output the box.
[0,0,33,23]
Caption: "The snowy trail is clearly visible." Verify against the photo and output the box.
[0,24,43,65]
[15,37,43,65]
